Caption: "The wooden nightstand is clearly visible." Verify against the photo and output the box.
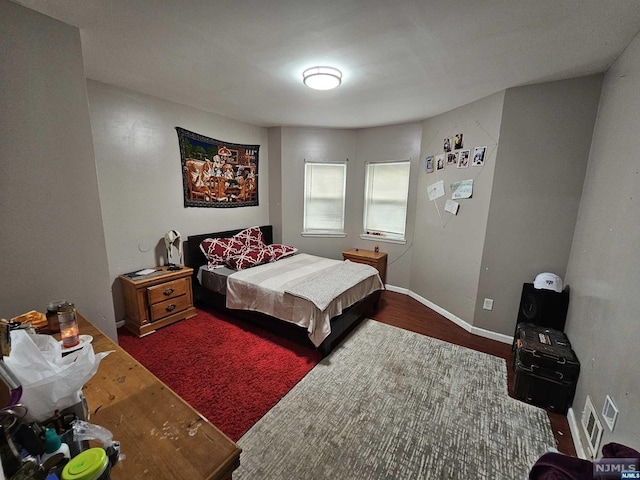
[342,249,387,284]
[119,266,197,337]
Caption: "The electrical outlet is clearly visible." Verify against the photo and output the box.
[483,298,494,310]
[602,395,619,431]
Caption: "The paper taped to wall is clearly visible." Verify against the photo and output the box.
[445,199,459,215]
[451,179,473,199]
[427,180,445,201]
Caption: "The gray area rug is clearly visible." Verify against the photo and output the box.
[236,320,554,479]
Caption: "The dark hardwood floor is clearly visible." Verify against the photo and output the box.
[371,290,576,456]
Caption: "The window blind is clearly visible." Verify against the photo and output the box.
[364,161,410,239]
[303,162,346,233]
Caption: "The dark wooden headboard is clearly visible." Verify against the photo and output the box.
[185,225,273,274]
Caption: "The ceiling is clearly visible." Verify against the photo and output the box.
[14,0,640,129]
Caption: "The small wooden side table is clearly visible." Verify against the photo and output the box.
[342,249,387,284]
[119,266,197,337]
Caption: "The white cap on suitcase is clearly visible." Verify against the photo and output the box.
[534,272,563,293]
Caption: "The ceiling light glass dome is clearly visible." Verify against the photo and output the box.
[302,66,342,90]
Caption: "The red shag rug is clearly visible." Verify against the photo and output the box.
[117,308,322,442]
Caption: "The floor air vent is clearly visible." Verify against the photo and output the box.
[581,395,603,458]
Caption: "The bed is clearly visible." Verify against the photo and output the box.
[185,225,384,356]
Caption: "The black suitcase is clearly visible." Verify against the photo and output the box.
[513,364,576,414]
[512,323,580,414]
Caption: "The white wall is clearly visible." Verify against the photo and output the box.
[0,1,115,339]
[354,124,422,287]
[268,127,283,243]
[278,127,357,259]
[476,76,602,336]
[86,80,269,321]
[411,92,505,324]
[409,78,602,338]
[276,123,422,273]
[565,32,640,451]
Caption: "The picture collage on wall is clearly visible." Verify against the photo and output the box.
[424,132,486,173]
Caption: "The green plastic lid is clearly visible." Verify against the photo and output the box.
[44,428,61,453]
[61,448,108,480]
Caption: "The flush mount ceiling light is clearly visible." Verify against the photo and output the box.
[302,66,342,90]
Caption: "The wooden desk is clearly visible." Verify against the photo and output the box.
[78,314,241,479]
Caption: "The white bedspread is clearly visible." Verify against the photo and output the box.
[225,254,384,347]
[284,260,379,311]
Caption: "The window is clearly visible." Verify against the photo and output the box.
[302,162,347,236]
[363,161,410,242]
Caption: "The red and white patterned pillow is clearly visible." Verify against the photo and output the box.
[232,226,266,248]
[226,246,274,270]
[266,244,298,262]
[200,237,245,268]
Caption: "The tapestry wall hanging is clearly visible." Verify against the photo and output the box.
[176,127,259,208]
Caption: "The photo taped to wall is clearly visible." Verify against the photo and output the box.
[425,155,434,173]
[472,146,487,166]
[458,149,470,168]
[454,133,464,149]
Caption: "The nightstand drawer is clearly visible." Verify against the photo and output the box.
[150,294,189,322]
[346,257,377,268]
[147,277,188,305]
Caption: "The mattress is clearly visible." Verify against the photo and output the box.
[197,265,236,295]
[197,254,384,347]
[225,254,384,346]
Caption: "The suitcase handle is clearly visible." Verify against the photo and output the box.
[530,364,564,380]
[532,350,566,364]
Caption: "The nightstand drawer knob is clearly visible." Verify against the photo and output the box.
[163,288,174,296]
[165,304,176,312]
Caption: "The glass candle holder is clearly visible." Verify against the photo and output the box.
[46,300,67,333]
[58,302,80,348]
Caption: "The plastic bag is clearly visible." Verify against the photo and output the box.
[3,330,111,422]
[71,420,125,464]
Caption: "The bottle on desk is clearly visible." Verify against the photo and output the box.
[46,300,67,333]
[57,303,80,349]
[40,428,71,465]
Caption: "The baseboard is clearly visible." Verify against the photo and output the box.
[115,319,125,329]
[567,407,588,459]
[384,284,408,295]
[384,284,513,345]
